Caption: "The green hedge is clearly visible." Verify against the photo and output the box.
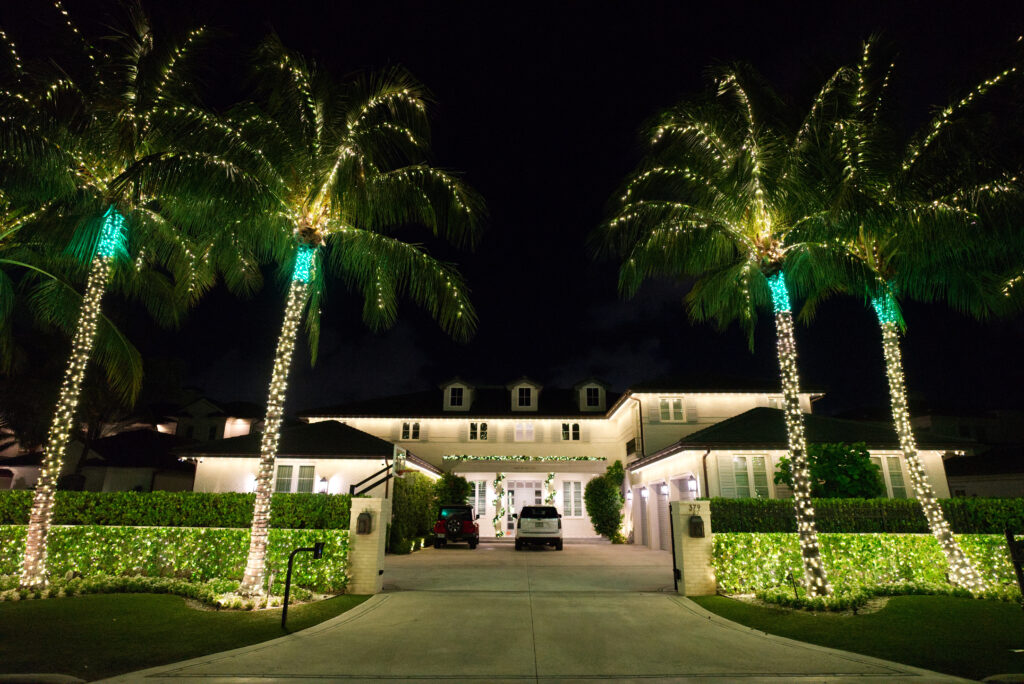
[0,491,351,529]
[709,497,1024,533]
[713,532,1017,595]
[388,473,437,552]
[0,525,349,593]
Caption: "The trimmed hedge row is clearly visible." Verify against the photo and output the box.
[709,497,1024,534]
[0,491,351,529]
[0,525,350,593]
[713,532,1018,596]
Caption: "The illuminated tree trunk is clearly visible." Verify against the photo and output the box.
[768,271,831,597]
[239,245,315,596]
[871,294,985,590]
[20,207,125,588]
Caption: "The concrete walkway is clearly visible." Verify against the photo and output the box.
[100,544,971,683]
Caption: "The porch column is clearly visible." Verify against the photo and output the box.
[669,500,715,596]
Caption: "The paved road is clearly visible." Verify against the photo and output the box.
[101,543,970,683]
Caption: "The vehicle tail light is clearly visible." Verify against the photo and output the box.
[557,518,562,529]
[517,517,522,529]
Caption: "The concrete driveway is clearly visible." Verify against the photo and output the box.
[103,541,969,683]
[383,540,676,592]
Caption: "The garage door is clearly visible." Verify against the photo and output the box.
[657,489,671,550]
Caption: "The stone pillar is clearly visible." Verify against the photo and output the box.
[347,497,391,594]
[670,500,715,596]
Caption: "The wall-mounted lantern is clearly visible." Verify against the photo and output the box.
[659,483,669,495]
[625,488,633,502]
[686,474,698,495]
[317,477,329,494]
[640,486,649,500]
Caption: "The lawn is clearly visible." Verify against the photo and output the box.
[0,593,369,681]
[692,594,1024,681]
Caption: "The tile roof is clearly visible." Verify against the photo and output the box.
[82,429,195,471]
[176,420,395,458]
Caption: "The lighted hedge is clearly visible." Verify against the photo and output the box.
[709,497,1024,533]
[713,532,1016,594]
[0,491,351,529]
[0,526,349,593]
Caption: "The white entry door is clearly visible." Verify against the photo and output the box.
[507,481,542,536]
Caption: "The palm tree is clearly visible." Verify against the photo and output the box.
[787,39,1022,591]
[601,65,848,597]
[0,3,259,588]
[170,38,484,595]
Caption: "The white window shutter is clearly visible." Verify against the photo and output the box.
[646,401,660,423]
[717,454,736,498]
[580,423,589,441]
[418,423,428,440]
[685,398,698,423]
[505,424,514,441]
[534,424,545,442]
[390,422,401,441]
[459,424,468,443]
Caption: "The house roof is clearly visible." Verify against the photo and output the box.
[175,398,264,419]
[176,420,396,458]
[299,386,625,419]
[628,407,972,471]
[629,373,825,395]
[944,446,1024,477]
[82,429,195,471]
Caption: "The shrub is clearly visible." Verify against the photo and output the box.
[0,525,349,593]
[774,442,884,498]
[585,460,625,541]
[434,473,470,506]
[709,497,1024,533]
[0,491,351,529]
[389,473,437,552]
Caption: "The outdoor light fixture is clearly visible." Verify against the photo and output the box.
[625,489,633,502]
[660,483,669,495]
[317,477,329,494]
[641,486,649,500]
[686,475,698,494]
[282,541,325,629]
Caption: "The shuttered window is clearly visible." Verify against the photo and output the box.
[275,465,294,493]
[402,422,420,440]
[561,423,580,440]
[719,455,770,498]
[296,465,316,493]
[660,398,684,421]
[469,480,487,515]
[563,481,583,516]
[514,423,534,441]
[871,455,909,499]
[469,422,488,440]
[751,456,770,498]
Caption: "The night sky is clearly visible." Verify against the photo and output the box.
[7,1,1024,416]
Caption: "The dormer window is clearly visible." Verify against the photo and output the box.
[450,387,464,407]
[562,423,581,441]
[518,387,532,407]
[586,387,600,407]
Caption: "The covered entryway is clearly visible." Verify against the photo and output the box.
[383,542,674,593]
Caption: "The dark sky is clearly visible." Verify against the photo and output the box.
[8,1,1024,416]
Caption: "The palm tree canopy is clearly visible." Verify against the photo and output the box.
[140,35,486,359]
[0,2,263,402]
[600,63,846,345]
[785,38,1024,324]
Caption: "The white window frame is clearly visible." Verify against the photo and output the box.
[585,387,600,407]
[275,463,316,493]
[469,421,488,440]
[401,422,420,440]
[449,387,464,407]
[871,454,909,499]
[561,422,580,441]
[731,455,771,498]
[517,386,532,407]
[469,480,487,515]
[563,480,584,517]
[659,397,685,422]
[514,422,534,442]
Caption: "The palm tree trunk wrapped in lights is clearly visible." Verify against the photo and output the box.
[239,245,316,596]
[871,293,985,591]
[20,207,125,589]
[768,272,831,597]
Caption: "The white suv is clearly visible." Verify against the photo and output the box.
[514,505,563,550]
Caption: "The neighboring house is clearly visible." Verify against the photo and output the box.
[77,429,196,492]
[625,407,966,551]
[172,398,264,443]
[297,376,825,541]
[182,420,441,496]
[912,409,1024,497]
[0,452,43,490]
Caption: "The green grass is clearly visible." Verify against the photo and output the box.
[692,594,1024,681]
[0,593,369,681]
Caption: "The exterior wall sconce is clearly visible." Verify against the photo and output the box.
[686,474,698,494]
[625,488,633,502]
[659,483,669,495]
[640,486,649,500]
[317,477,329,494]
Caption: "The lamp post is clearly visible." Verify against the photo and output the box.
[281,542,325,629]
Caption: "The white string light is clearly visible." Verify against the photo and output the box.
[238,244,315,595]
[872,293,986,591]
[769,271,832,597]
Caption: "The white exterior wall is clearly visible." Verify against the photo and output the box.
[0,466,40,489]
[193,457,397,496]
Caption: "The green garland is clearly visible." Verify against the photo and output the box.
[545,472,557,504]
[492,473,506,538]
[443,455,605,462]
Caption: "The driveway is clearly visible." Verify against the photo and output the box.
[103,542,969,683]
[383,541,676,592]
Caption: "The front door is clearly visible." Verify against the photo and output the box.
[507,481,543,536]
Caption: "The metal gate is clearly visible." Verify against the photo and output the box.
[657,488,671,550]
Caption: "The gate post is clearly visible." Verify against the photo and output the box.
[669,500,716,596]
[347,497,391,594]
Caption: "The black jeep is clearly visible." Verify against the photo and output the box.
[433,504,480,549]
